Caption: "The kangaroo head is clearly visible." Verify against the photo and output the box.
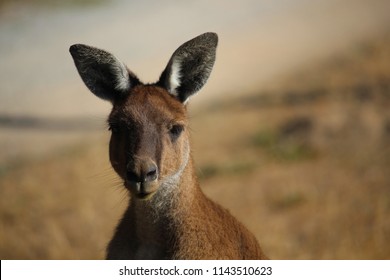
[70,33,218,199]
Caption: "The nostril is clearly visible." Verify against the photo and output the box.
[145,166,158,182]
[127,161,158,183]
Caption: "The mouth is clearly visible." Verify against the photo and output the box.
[125,181,158,200]
[135,192,153,200]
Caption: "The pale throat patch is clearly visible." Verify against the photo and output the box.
[152,140,190,212]
[165,140,190,186]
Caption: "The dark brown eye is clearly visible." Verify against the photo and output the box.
[169,124,184,140]
[108,124,119,134]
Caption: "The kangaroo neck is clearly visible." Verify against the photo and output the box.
[130,151,198,257]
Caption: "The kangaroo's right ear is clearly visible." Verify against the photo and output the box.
[158,32,218,104]
[69,44,140,102]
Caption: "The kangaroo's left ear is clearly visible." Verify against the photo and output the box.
[69,44,140,103]
[158,32,218,104]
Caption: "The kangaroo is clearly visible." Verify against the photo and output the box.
[69,32,268,259]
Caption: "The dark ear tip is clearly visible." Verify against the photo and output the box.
[69,44,85,59]
[69,44,79,55]
[69,44,90,57]
[204,32,218,39]
[203,32,218,46]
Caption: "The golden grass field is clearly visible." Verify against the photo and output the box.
[0,32,389,259]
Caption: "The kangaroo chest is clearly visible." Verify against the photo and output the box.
[132,207,171,259]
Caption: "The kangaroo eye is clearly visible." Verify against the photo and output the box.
[108,124,120,134]
[169,124,184,140]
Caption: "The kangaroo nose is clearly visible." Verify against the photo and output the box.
[126,160,158,183]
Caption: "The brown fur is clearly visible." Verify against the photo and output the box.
[106,85,268,259]
[69,33,268,260]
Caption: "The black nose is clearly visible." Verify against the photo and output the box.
[126,160,158,183]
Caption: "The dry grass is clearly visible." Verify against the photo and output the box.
[0,137,125,259]
[1,32,389,259]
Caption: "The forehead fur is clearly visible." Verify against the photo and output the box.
[109,85,187,124]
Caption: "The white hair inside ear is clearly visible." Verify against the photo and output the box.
[111,59,131,92]
[168,58,182,97]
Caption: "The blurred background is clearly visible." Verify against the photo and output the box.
[0,0,389,259]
